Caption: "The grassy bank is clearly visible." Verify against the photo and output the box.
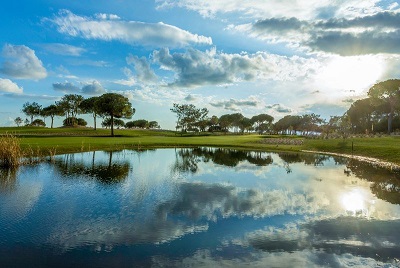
[1,127,400,165]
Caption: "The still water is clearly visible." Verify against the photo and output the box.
[1,148,400,267]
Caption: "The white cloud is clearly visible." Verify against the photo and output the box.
[81,80,106,95]
[0,44,47,79]
[95,13,121,20]
[210,97,260,111]
[157,0,392,20]
[50,10,212,47]
[0,78,23,93]
[52,80,106,95]
[53,81,80,93]
[152,47,320,88]
[266,103,292,113]
[113,67,136,86]
[235,11,400,56]
[126,54,158,83]
[42,43,86,56]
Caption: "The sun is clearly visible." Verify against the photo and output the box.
[316,55,385,96]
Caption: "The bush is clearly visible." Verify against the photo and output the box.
[31,119,46,127]
[63,117,87,127]
[0,133,22,168]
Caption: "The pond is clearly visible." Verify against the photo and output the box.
[1,148,400,267]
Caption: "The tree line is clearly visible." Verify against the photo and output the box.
[170,79,400,136]
[16,93,159,136]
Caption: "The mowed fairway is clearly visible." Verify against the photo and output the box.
[1,127,400,165]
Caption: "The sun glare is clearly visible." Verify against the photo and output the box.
[341,189,366,215]
[317,55,384,96]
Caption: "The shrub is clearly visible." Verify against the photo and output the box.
[0,133,22,168]
[31,119,46,127]
[63,117,87,127]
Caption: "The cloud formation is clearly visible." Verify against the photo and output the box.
[152,47,318,88]
[81,80,106,95]
[0,78,23,94]
[53,81,80,93]
[50,10,212,47]
[210,98,259,111]
[0,44,47,79]
[156,0,388,20]
[266,103,292,113]
[126,54,158,83]
[42,43,86,56]
[52,80,106,95]
[245,11,400,55]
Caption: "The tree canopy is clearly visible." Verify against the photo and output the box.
[22,102,42,124]
[368,79,400,134]
[95,93,135,136]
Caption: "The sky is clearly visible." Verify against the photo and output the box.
[1,0,400,129]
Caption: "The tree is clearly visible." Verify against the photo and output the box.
[95,93,135,136]
[22,102,42,124]
[148,121,160,129]
[31,119,45,127]
[24,118,30,126]
[80,97,99,130]
[56,94,84,126]
[346,98,374,133]
[41,104,64,128]
[170,103,208,133]
[251,114,274,134]
[368,79,400,134]
[218,113,244,133]
[14,117,23,127]
[125,119,148,129]
[238,117,253,133]
[102,118,125,129]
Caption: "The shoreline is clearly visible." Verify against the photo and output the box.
[301,150,400,172]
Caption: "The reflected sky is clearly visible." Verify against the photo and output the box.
[1,148,400,267]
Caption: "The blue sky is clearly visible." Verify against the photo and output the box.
[1,0,400,129]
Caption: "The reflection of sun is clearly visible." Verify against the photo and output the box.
[341,189,366,215]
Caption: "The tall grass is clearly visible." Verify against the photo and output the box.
[0,133,22,168]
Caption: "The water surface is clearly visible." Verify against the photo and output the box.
[1,148,400,267]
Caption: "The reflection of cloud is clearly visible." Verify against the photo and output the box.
[245,217,400,263]
[48,218,208,250]
[0,178,42,222]
[152,248,388,267]
[156,182,329,221]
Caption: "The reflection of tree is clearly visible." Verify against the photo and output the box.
[278,153,330,174]
[346,159,400,205]
[278,153,329,166]
[0,168,17,193]
[172,148,273,174]
[54,151,130,184]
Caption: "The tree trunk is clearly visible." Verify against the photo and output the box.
[111,114,114,137]
[388,110,393,134]
[93,113,97,130]
[51,116,54,128]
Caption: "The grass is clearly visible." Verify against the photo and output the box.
[0,133,22,168]
[1,127,400,165]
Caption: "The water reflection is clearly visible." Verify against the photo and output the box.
[173,148,273,174]
[53,151,130,184]
[1,148,400,267]
[0,168,17,193]
[346,159,400,205]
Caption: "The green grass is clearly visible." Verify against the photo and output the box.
[302,136,400,164]
[2,127,400,165]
